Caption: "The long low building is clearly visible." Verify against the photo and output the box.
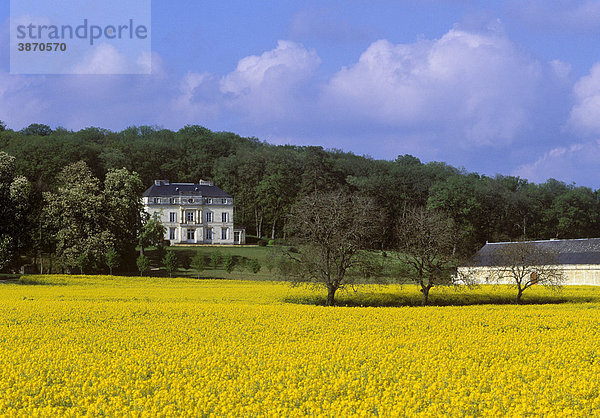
[459,238,600,286]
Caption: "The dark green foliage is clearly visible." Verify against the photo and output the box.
[190,250,206,278]
[3,123,600,270]
[105,247,119,275]
[162,250,178,277]
[223,253,235,274]
[249,259,261,274]
[210,250,222,269]
[20,123,53,136]
[104,168,144,269]
[139,214,166,255]
[76,252,90,274]
[42,161,142,274]
[0,152,32,272]
[136,254,150,276]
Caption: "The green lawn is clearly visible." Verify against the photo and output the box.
[143,245,277,280]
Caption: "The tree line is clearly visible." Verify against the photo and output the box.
[2,122,600,276]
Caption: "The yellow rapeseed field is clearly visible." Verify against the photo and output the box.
[1,275,600,416]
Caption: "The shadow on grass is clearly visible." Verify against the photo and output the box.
[283,291,599,307]
[17,276,67,286]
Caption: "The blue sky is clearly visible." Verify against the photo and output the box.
[4,1,600,187]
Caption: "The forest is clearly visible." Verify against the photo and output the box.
[2,122,599,263]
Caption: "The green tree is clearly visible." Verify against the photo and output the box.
[104,168,144,269]
[190,250,206,278]
[43,161,115,273]
[105,247,119,275]
[20,123,53,136]
[223,253,235,274]
[210,250,222,269]
[163,250,178,277]
[249,259,261,274]
[76,251,90,274]
[136,254,150,276]
[0,152,32,271]
[139,214,166,256]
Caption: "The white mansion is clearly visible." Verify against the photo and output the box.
[142,180,245,245]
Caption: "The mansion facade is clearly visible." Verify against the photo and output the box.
[142,180,245,245]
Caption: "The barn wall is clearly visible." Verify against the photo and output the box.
[457,265,600,286]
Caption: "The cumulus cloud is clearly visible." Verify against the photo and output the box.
[170,72,221,124]
[219,40,321,122]
[322,26,545,148]
[569,63,600,135]
[72,44,151,75]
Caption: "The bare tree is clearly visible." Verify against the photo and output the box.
[281,190,381,306]
[396,207,458,306]
[485,242,566,304]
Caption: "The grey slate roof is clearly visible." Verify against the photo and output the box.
[472,238,600,266]
[142,182,231,198]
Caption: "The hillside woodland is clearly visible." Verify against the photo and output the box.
[2,122,599,272]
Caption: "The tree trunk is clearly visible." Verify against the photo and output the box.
[254,208,264,238]
[326,286,337,307]
[271,217,277,240]
[421,285,430,306]
[516,288,524,305]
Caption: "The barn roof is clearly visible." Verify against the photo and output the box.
[471,238,600,266]
[142,180,231,198]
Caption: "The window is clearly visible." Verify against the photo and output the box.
[222,212,228,223]
[169,228,176,240]
[206,228,213,240]
[187,229,195,241]
[169,212,177,223]
[206,212,213,223]
[186,211,194,223]
[170,197,177,204]
[222,198,228,204]
[206,198,212,204]
[188,198,194,204]
[153,197,160,204]
[221,228,228,240]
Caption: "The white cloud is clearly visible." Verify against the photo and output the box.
[569,63,600,135]
[170,72,221,123]
[72,44,151,75]
[0,72,48,128]
[219,40,321,122]
[322,26,544,147]
[513,141,600,184]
